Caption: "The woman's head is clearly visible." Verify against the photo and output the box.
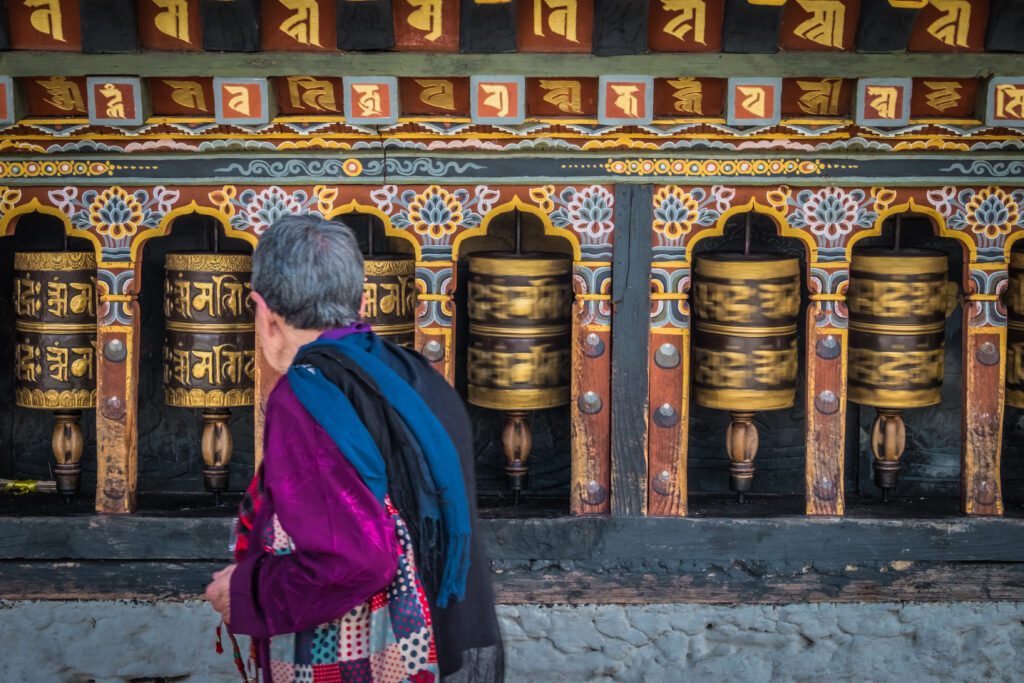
[251,214,364,371]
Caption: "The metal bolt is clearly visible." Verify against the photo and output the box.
[976,341,999,366]
[101,396,125,421]
[651,470,673,496]
[653,403,678,427]
[815,335,841,360]
[654,342,680,369]
[103,338,126,363]
[578,391,603,414]
[422,339,444,362]
[814,390,840,415]
[581,480,607,506]
[584,332,606,358]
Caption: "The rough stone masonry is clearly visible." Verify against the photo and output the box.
[1,600,1023,682]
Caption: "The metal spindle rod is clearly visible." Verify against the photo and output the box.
[744,214,752,256]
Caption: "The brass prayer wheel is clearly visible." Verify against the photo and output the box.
[1007,252,1024,409]
[162,253,255,497]
[847,248,949,497]
[691,253,801,497]
[13,251,97,496]
[364,255,417,348]
[466,252,573,500]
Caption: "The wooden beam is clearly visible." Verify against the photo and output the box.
[610,185,652,516]
[2,51,1023,78]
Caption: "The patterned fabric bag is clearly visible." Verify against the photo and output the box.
[262,499,439,683]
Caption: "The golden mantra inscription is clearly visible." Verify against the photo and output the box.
[694,344,798,390]
[364,256,417,348]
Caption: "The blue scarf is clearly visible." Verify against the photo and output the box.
[288,332,471,607]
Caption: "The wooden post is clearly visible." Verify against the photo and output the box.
[961,272,1006,516]
[646,325,688,517]
[94,271,139,514]
[804,299,847,516]
[570,299,611,515]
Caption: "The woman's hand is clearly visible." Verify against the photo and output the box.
[204,564,237,624]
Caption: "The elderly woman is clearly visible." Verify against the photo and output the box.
[204,215,503,683]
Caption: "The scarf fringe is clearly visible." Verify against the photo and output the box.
[437,532,470,608]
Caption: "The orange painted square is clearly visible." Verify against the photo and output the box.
[648,0,723,52]
[909,0,987,52]
[475,80,522,119]
[731,84,777,121]
[9,0,82,51]
[260,0,337,51]
[218,82,264,121]
[778,0,859,52]
[653,78,724,117]
[0,81,10,122]
[348,82,394,119]
[21,76,88,116]
[399,78,470,116]
[862,84,906,121]
[393,0,460,52]
[910,78,978,118]
[137,0,202,50]
[147,77,216,116]
[781,78,852,117]
[91,81,138,121]
[602,79,649,120]
[526,77,598,117]
[518,0,593,53]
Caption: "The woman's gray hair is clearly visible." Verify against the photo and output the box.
[251,214,364,329]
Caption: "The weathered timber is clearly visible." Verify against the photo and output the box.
[0,0,8,52]
[336,0,395,51]
[722,0,783,53]
[961,322,1006,516]
[855,0,919,53]
[611,185,652,516]
[987,0,1024,52]
[805,322,847,515]
[2,52,1023,78]
[80,0,139,53]
[459,0,517,53]
[200,0,260,52]
[646,328,688,517]
[593,0,647,56]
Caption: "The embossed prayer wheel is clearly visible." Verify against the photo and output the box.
[466,252,573,501]
[847,248,949,499]
[692,253,801,498]
[364,255,417,348]
[13,251,97,497]
[1007,252,1024,409]
[163,253,255,499]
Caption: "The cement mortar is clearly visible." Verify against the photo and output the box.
[1,600,1022,682]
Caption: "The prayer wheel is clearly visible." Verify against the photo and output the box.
[13,251,97,497]
[847,248,949,499]
[1008,252,1024,409]
[466,252,572,501]
[692,253,801,498]
[163,253,255,498]
[363,255,417,348]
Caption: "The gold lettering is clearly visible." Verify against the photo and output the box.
[414,79,455,111]
[467,344,565,388]
[611,84,640,118]
[533,0,578,43]
[363,282,379,317]
[694,349,749,388]
[164,80,208,112]
[100,83,126,119]
[751,347,798,386]
[793,0,845,48]
[38,76,84,112]
[796,78,843,116]
[867,86,899,119]
[171,348,191,385]
[406,0,443,41]
[286,76,335,111]
[850,348,944,388]
[738,85,767,118]
[923,80,962,112]
[481,84,511,117]
[69,281,95,316]
[539,79,582,114]
[225,85,252,116]
[926,0,971,48]
[25,0,65,42]
[152,0,190,42]
[661,0,706,44]
[16,343,40,382]
[70,344,95,380]
[279,0,321,46]
[46,282,69,318]
[14,277,42,317]
[758,282,801,319]
[848,279,947,318]
[668,77,703,115]
[467,279,570,321]
[46,345,69,383]
[352,84,384,117]
[995,84,1024,121]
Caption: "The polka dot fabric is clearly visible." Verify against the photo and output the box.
[265,499,439,682]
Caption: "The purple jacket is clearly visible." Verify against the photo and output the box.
[229,328,399,654]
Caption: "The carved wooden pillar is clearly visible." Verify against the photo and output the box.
[571,294,611,515]
[414,263,454,386]
[804,289,848,516]
[960,266,1006,516]
[94,265,139,514]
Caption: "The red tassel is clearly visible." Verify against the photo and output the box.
[215,623,224,655]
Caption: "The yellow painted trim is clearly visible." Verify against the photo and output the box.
[133,202,256,265]
[326,200,421,261]
[1004,230,1024,261]
[688,197,818,264]
[650,260,690,268]
[417,293,451,301]
[965,294,1002,302]
[848,200,974,264]
[650,326,689,335]
[576,260,612,267]
[451,196,582,262]
[810,294,846,301]
[651,293,688,300]
[0,199,103,259]
[576,294,611,301]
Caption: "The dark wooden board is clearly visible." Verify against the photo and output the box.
[0,0,9,51]
[593,0,647,56]
[201,0,260,52]
[854,0,919,53]
[337,0,394,51]
[722,0,783,54]
[460,0,517,53]
[80,0,139,53]
[987,0,1024,52]
[610,185,652,516]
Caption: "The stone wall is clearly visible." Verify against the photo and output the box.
[2,600,1022,682]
